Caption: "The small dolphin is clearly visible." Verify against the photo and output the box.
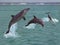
[46,12,58,25]
[25,16,44,27]
[45,12,53,21]
[6,8,30,34]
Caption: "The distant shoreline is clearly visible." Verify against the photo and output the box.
[0,2,60,5]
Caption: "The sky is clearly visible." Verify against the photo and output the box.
[0,0,60,2]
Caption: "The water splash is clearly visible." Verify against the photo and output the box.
[42,17,59,23]
[24,23,36,29]
[51,18,59,24]
[4,23,20,38]
[42,17,50,22]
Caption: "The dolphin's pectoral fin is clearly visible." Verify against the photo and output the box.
[23,17,26,20]
[11,15,15,18]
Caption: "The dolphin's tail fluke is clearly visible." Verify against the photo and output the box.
[5,30,10,34]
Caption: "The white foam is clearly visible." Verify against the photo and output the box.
[52,18,59,23]
[42,17,50,22]
[42,17,59,23]
[4,32,19,38]
[4,23,20,38]
[10,23,17,33]
[25,23,36,29]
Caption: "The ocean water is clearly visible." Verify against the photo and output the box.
[0,5,60,45]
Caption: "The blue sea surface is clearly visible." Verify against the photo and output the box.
[0,5,60,45]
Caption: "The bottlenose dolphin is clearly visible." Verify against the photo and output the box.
[46,12,52,21]
[46,12,58,25]
[25,16,44,27]
[6,8,30,34]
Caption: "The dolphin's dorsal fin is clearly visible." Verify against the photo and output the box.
[11,15,15,18]
[33,15,37,18]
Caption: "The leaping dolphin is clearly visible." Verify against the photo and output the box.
[46,12,58,25]
[25,16,44,27]
[6,8,30,34]
[45,12,52,21]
